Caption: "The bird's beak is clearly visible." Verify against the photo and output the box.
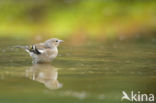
[59,40,64,43]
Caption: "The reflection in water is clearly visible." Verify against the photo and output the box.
[25,64,62,90]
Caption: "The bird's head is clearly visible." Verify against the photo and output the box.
[44,38,64,48]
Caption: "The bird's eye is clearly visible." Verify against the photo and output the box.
[56,40,58,42]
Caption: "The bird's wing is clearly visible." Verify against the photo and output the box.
[28,43,47,55]
[35,43,47,53]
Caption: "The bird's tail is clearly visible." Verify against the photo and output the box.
[14,45,40,54]
[14,45,29,49]
[14,45,33,52]
[14,45,26,49]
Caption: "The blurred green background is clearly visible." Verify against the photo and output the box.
[0,0,156,41]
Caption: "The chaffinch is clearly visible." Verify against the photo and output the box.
[18,38,63,64]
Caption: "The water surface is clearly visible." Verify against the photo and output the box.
[0,38,155,103]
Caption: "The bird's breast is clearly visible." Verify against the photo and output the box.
[47,48,58,59]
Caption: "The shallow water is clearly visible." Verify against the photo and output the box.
[0,38,156,103]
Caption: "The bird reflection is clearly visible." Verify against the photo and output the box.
[25,64,62,90]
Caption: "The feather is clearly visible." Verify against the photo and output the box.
[28,45,41,55]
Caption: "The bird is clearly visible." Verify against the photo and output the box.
[17,38,63,64]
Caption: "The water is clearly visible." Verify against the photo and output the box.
[0,38,155,103]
